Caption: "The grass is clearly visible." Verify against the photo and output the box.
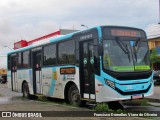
[94,103,123,113]
[36,95,47,102]
[18,94,153,113]
[94,103,112,112]
[34,95,72,107]
[30,95,125,112]
[33,96,117,112]
[140,99,150,106]
[122,99,150,106]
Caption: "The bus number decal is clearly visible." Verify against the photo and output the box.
[80,34,93,40]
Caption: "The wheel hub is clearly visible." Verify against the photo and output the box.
[71,90,80,102]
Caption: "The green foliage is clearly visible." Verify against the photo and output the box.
[95,103,109,112]
[94,103,125,113]
[116,109,123,113]
[37,95,47,102]
[123,99,150,106]
[95,103,114,112]
[140,99,150,106]
[150,48,160,67]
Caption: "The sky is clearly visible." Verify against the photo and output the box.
[0,0,159,68]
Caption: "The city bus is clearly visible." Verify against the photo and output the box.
[7,26,153,106]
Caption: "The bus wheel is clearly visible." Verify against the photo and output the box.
[22,82,30,98]
[68,85,86,106]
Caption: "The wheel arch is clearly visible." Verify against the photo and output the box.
[21,80,28,93]
[64,81,79,101]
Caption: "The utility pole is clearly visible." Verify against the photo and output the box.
[159,0,160,24]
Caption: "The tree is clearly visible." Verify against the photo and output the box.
[150,48,160,68]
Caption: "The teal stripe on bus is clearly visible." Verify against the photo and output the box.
[50,33,74,43]
[96,26,102,43]
[8,45,34,54]
[49,67,57,96]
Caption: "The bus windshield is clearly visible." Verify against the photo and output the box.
[103,38,150,72]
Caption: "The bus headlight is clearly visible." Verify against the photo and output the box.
[105,79,115,89]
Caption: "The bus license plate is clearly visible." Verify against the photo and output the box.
[132,94,142,99]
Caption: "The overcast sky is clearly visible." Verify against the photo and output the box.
[0,0,159,68]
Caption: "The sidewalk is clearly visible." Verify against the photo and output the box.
[146,86,160,105]
[146,86,160,101]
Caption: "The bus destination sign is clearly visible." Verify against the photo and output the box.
[111,29,138,37]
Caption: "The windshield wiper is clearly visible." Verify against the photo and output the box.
[133,38,141,62]
[134,38,141,53]
[115,37,131,62]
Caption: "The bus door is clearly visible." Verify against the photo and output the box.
[80,40,95,100]
[32,50,42,94]
[11,55,18,91]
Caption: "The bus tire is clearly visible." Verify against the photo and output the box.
[22,82,30,98]
[68,85,86,106]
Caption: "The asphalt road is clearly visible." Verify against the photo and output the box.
[0,83,159,120]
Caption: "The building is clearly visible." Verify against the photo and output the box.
[148,37,160,51]
[148,36,160,70]
[0,69,7,76]
[14,29,79,50]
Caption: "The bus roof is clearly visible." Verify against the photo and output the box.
[8,26,101,54]
[8,31,77,54]
[7,25,145,55]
